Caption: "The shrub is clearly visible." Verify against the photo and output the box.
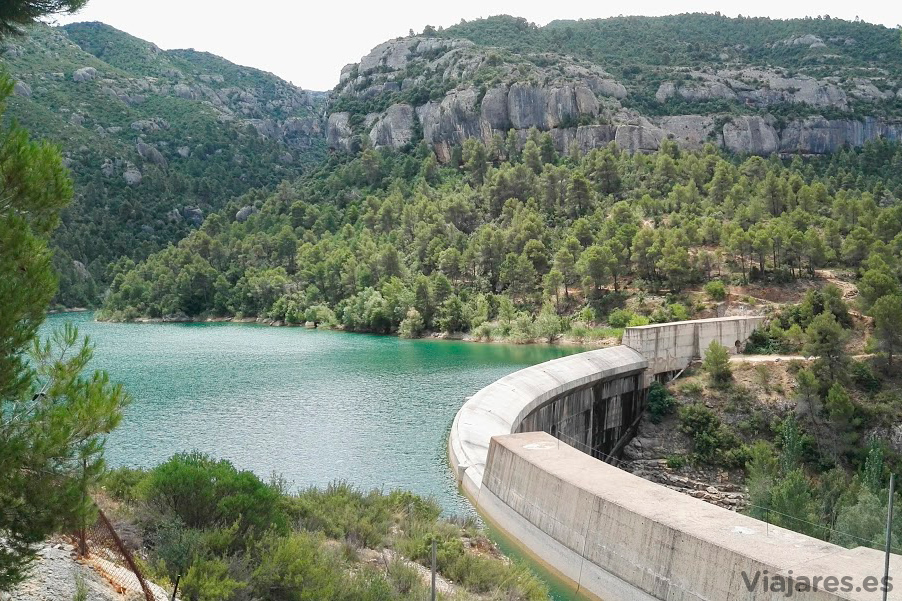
[608,308,637,328]
[398,308,424,338]
[704,280,727,301]
[647,382,677,423]
[703,340,733,388]
[141,452,287,536]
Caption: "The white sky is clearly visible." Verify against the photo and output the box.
[54,1,901,91]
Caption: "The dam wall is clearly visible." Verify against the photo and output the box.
[482,431,898,601]
[622,315,765,378]
[449,316,900,600]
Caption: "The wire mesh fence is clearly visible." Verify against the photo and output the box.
[72,504,174,601]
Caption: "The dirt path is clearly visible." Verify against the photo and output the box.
[815,268,859,300]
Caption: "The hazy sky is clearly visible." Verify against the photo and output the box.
[54,1,900,91]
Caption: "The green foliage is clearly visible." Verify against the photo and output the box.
[646,381,676,423]
[0,72,129,590]
[141,451,288,537]
[678,403,745,466]
[0,0,86,37]
[2,23,327,306]
[703,280,727,301]
[703,340,733,388]
[872,294,902,367]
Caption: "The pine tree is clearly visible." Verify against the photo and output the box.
[0,73,130,589]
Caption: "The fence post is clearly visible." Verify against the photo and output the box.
[884,473,895,601]
[171,574,181,601]
[431,539,437,601]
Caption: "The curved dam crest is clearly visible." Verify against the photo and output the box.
[449,316,902,601]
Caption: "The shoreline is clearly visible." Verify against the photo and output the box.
[69,312,618,349]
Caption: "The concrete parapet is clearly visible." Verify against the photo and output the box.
[481,432,900,601]
[447,315,902,600]
[622,316,765,376]
[449,346,647,499]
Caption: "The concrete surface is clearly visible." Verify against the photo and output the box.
[622,316,765,377]
[482,432,902,601]
[448,315,900,601]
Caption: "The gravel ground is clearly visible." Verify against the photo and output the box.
[6,543,123,601]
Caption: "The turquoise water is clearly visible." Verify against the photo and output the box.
[40,312,581,533]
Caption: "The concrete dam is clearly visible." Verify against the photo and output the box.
[449,316,902,601]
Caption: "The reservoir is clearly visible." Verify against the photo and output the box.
[41,312,581,516]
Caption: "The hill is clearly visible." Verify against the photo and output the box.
[0,22,327,306]
[327,14,902,159]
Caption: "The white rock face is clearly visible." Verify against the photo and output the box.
[369,104,416,149]
[722,116,779,155]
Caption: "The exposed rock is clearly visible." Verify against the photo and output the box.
[72,66,97,82]
[13,80,31,97]
[136,140,167,167]
[72,260,90,280]
[655,82,676,103]
[131,118,170,132]
[782,34,824,47]
[507,83,549,130]
[172,83,196,100]
[177,146,190,158]
[183,207,204,226]
[369,103,415,149]
[657,115,720,149]
[417,89,486,161]
[100,158,115,177]
[166,208,183,222]
[69,113,85,127]
[235,206,257,222]
[779,116,902,155]
[614,124,663,153]
[326,112,354,152]
[722,116,779,155]
[123,163,142,186]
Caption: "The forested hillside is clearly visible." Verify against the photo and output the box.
[0,23,326,306]
[101,133,902,346]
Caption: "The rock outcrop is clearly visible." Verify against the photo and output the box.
[327,34,901,160]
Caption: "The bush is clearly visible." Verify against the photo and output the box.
[398,307,424,338]
[608,308,637,328]
[703,340,733,388]
[704,280,727,301]
[141,452,287,536]
[647,381,676,423]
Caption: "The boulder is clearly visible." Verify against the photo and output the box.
[72,260,90,280]
[369,103,416,149]
[236,206,258,222]
[722,116,779,155]
[136,140,167,167]
[123,164,142,186]
[100,158,115,177]
[184,207,204,226]
[13,80,31,97]
[656,82,676,103]
[72,67,97,82]
[177,146,191,158]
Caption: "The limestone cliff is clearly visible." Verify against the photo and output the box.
[325,24,902,159]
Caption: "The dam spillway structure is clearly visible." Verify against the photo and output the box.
[449,316,902,601]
